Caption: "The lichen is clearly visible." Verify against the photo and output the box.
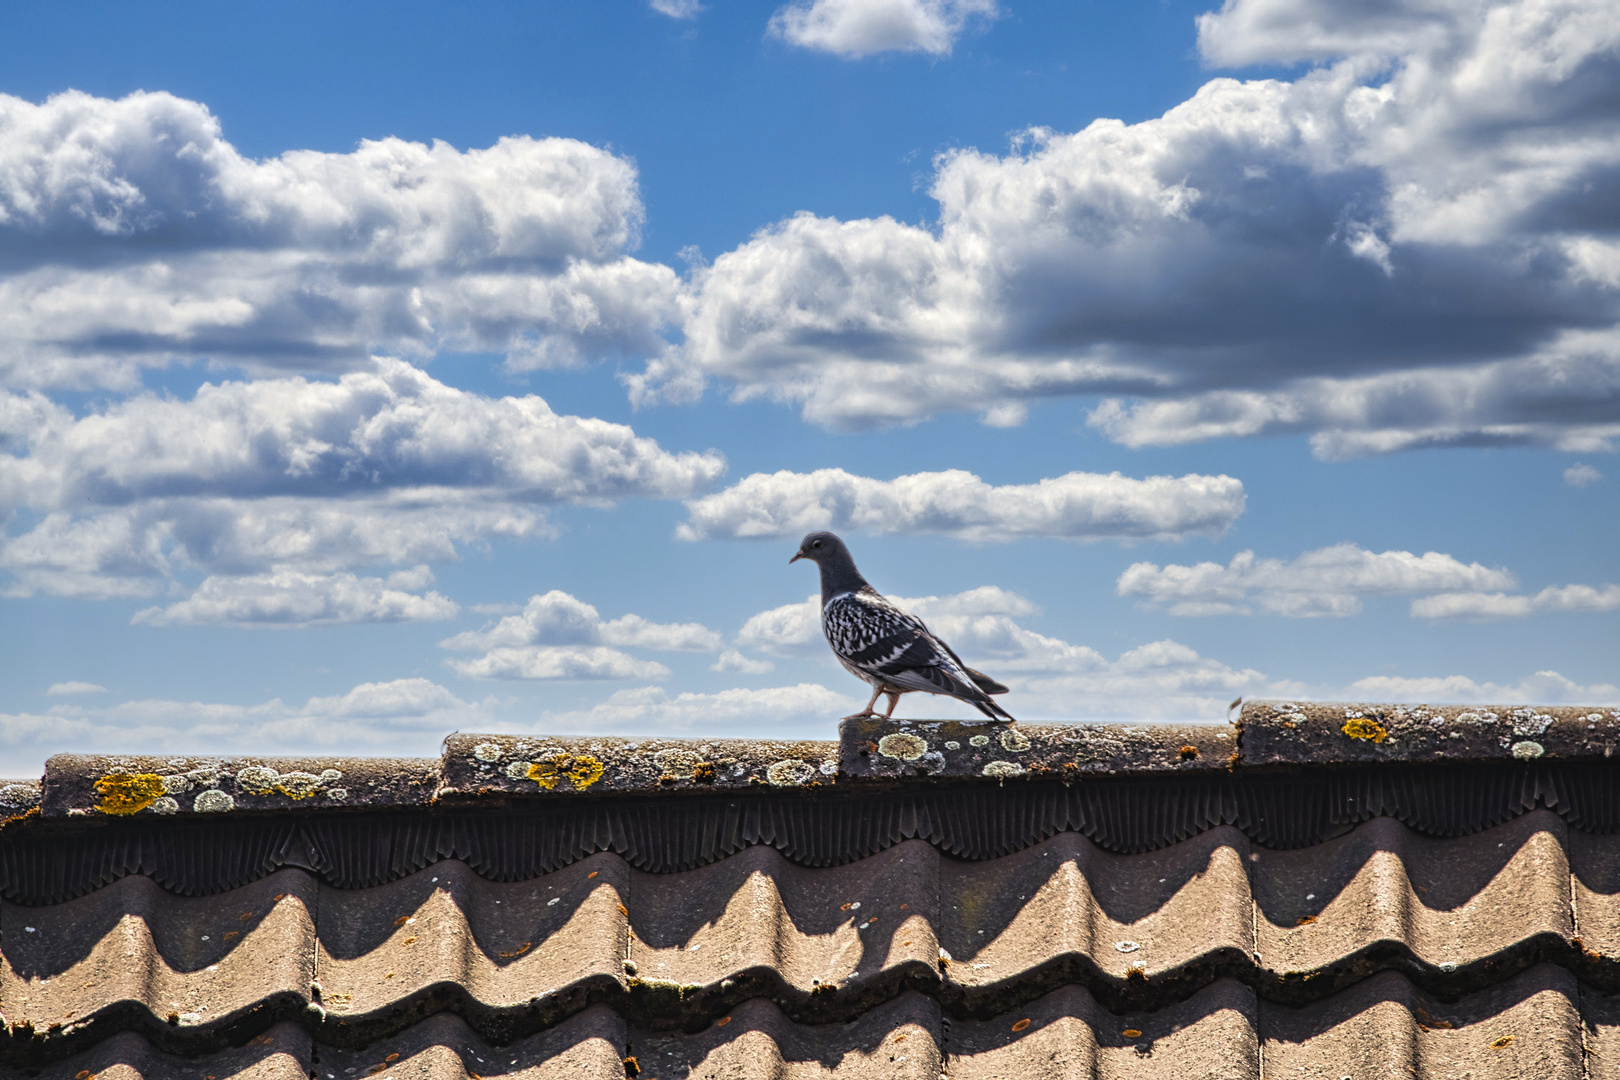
[1511,741,1545,760]
[94,772,166,815]
[969,734,990,748]
[150,796,179,815]
[194,789,235,813]
[473,742,505,762]
[161,774,192,795]
[766,759,815,786]
[654,748,703,778]
[999,729,1031,752]
[1341,718,1388,743]
[272,771,324,799]
[877,733,927,760]
[982,761,1025,779]
[525,752,604,790]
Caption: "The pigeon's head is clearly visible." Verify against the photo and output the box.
[790,531,851,566]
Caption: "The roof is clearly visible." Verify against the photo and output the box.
[2,700,1618,1078]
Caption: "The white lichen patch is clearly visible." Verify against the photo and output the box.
[161,774,192,795]
[151,796,179,815]
[1512,741,1545,760]
[654,748,703,778]
[1511,710,1555,737]
[505,760,533,780]
[877,733,928,760]
[473,742,505,762]
[945,741,961,750]
[969,735,990,748]
[327,788,349,801]
[194,790,235,813]
[982,761,1025,779]
[766,759,816,786]
[999,729,1031,752]
[819,761,838,775]
[1115,940,1141,953]
[235,765,343,800]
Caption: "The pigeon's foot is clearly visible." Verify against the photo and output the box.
[842,710,882,720]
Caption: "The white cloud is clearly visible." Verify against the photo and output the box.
[538,683,857,734]
[46,681,106,696]
[0,677,486,773]
[650,0,703,17]
[1410,583,1620,621]
[648,0,1620,453]
[1565,462,1604,487]
[1118,543,1516,617]
[1195,0,1478,67]
[1347,670,1620,705]
[132,568,459,627]
[767,0,997,58]
[0,360,724,598]
[438,590,720,681]
[710,650,776,674]
[677,468,1245,542]
[444,646,671,681]
[0,90,679,390]
[439,590,721,652]
[738,594,823,654]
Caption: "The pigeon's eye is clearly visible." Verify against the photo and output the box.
[813,540,822,548]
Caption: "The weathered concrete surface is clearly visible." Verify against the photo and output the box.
[40,755,438,818]
[436,733,841,798]
[840,718,1237,782]
[1241,700,1620,766]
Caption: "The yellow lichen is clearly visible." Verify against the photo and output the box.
[1341,718,1388,743]
[527,752,604,791]
[567,754,604,789]
[94,773,166,815]
[527,758,563,790]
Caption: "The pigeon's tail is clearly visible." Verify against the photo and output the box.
[965,666,1009,695]
[969,692,1016,722]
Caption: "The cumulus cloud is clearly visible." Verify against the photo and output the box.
[0,677,485,773]
[46,681,106,696]
[0,360,724,598]
[132,567,458,627]
[650,0,703,17]
[444,647,671,681]
[1565,463,1604,487]
[439,590,721,681]
[1117,543,1517,617]
[768,0,998,58]
[1411,583,1620,621]
[1348,670,1620,705]
[677,468,1245,542]
[711,650,776,674]
[0,90,678,390]
[646,0,1620,454]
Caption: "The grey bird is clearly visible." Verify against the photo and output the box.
[791,531,1015,721]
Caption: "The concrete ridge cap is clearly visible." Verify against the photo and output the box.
[23,700,1620,819]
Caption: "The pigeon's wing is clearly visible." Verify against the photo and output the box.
[824,592,1014,720]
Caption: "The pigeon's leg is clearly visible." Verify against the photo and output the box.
[880,690,903,719]
[842,684,885,721]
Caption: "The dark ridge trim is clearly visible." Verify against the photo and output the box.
[4,761,1620,904]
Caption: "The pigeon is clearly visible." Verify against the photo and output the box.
[791,531,1015,721]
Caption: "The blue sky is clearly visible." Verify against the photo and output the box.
[0,0,1616,772]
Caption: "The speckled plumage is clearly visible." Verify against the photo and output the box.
[791,531,1015,722]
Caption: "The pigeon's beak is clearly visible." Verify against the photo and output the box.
[789,551,804,564]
